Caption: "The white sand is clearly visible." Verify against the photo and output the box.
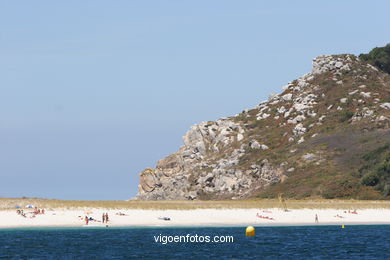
[1,208,390,228]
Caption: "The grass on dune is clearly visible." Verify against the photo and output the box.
[2,198,390,210]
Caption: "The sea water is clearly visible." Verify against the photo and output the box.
[1,225,390,259]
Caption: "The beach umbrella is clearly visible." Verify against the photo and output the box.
[15,206,21,209]
[25,205,34,208]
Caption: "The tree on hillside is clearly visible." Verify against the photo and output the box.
[359,43,390,74]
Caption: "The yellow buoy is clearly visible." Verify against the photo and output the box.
[246,226,255,237]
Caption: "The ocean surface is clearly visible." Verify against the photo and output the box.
[1,225,390,259]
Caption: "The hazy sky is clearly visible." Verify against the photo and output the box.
[0,1,389,200]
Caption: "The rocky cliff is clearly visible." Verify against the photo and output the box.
[136,53,390,200]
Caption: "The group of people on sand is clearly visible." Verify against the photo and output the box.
[16,207,45,218]
[256,213,275,220]
[33,208,45,215]
[313,209,358,222]
[84,213,109,225]
[16,209,27,218]
[334,209,358,219]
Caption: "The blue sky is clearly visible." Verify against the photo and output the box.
[0,1,389,200]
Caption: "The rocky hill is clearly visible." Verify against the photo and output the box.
[136,52,390,200]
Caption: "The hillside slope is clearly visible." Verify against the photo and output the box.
[136,53,390,200]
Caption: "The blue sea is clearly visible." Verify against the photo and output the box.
[1,225,390,259]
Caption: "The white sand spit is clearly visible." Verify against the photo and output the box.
[1,208,390,228]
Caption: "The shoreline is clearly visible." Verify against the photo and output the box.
[1,208,390,229]
[2,222,390,230]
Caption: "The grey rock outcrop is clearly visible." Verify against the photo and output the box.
[136,117,284,200]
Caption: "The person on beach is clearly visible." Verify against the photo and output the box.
[315,214,319,223]
[102,213,105,223]
[105,213,109,223]
[85,216,89,225]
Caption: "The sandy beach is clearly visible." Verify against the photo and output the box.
[1,207,390,228]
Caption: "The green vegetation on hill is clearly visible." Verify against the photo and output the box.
[360,144,390,195]
[257,129,390,200]
[360,43,390,74]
